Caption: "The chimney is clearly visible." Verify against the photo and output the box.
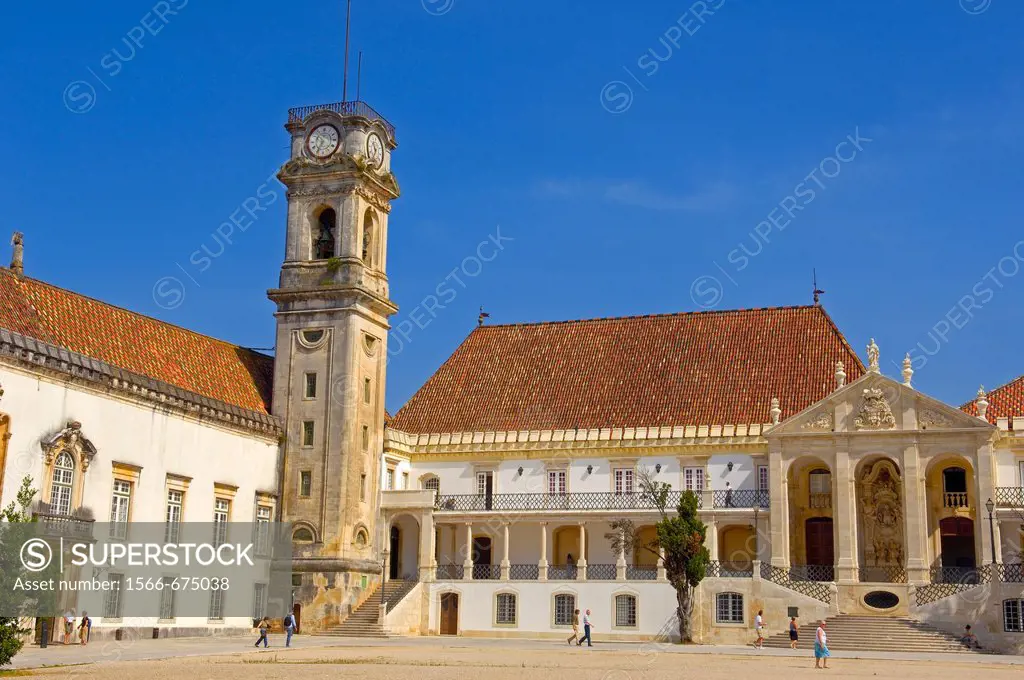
[10,232,24,277]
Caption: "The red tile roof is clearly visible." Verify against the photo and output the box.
[961,375,1024,422]
[391,305,865,434]
[0,268,273,414]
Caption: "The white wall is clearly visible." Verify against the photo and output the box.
[994,450,1021,487]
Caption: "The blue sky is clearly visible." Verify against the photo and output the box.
[2,0,1023,414]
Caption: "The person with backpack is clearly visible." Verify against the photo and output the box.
[283,612,296,647]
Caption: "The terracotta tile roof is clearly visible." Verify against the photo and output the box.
[961,375,1024,423]
[0,268,273,414]
[391,305,865,434]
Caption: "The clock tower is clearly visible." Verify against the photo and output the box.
[268,100,399,628]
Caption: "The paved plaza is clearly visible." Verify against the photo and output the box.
[12,635,1024,678]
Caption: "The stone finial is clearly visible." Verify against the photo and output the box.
[902,353,913,387]
[10,232,23,277]
[835,360,846,389]
[976,385,989,421]
[769,397,781,425]
[867,338,880,373]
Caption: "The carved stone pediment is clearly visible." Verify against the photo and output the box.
[41,420,97,471]
[801,411,834,431]
[854,388,896,430]
[918,408,954,429]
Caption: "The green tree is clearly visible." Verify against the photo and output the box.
[0,475,39,665]
[607,468,710,642]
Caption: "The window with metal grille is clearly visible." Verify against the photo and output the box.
[683,467,704,492]
[302,421,315,446]
[495,593,517,625]
[300,471,312,497]
[385,468,395,490]
[104,574,124,618]
[716,592,744,623]
[51,452,75,516]
[554,593,575,626]
[423,476,440,493]
[255,505,272,556]
[165,489,183,543]
[809,469,831,494]
[209,588,224,621]
[304,372,317,399]
[548,470,566,495]
[213,498,230,545]
[109,480,131,539]
[252,583,268,620]
[615,594,637,627]
[159,576,175,620]
[614,468,634,495]
[1005,599,1024,632]
[757,465,770,491]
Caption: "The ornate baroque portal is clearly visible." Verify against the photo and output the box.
[857,459,905,570]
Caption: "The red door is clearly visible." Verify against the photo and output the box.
[805,518,835,565]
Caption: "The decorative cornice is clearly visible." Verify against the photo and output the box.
[0,327,281,440]
[41,420,97,470]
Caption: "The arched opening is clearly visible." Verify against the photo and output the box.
[719,524,756,572]
[440,592,459,635]
[292,527,314,544]
[633,526,659,566]
[925,456,977,570]
[390,526,400,579]
[313,207,336,260]
[939,517,976,574]
[362,209,376,266]
[787,457,834,568]
[50,451,75,516]
[805,518,835,579]
[389,514,421,580]
[471,535,493,579]
[553,526,588,570]
[856,457,905,581]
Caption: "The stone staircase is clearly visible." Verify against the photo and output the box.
[762,615,994,654]
[318,579,417,638]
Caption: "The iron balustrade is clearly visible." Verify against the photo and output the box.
[434,491,693,512]
[706,561,754,578]
[915,565,993,606]
[548,565,577,580]
[586,564,617,580]
[857,566,907,583]
[997,563,1024,582]
[712,489,769,509]
[942,492,969,509]
[626,566,658,580]
[789,564,836,582]
[760,562,832,603]
[809,492,832,509]
[509,564,540,580]
[286,100,396,140]
[472,564,501,580]
[995,487,1024,508]
[435,564,464,580]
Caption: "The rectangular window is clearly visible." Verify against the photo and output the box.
[757,465,770,491]
[159,576,175,620]
[360,473,367,501]
[1019,460,1024,486]
[304,372,317,399]
[615,594,637,627]
[109,480,132,539]
[252,583,268,620]
[716,592,744,624]
[548,470,567,495]
[476,472,493,496]
[300,471,312,497]
[104,573,124,618]
[614,468,634,495]
[363,378,372,404]
[683,467,705,492]
[51,457,74,517]
[362,425,369,451]
[213,498,230,545]
[209,588,224,621]
[402,472,409,490]
[495,593,517,625]
[809,470,831,494]
[1005,599,1024,632]
[302,421,315,447]
[165,489,183,543]
[554,593,575,626]
[385,468,395,491]
[255,505,272,556]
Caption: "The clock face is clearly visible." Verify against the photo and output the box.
[366,133,384,168]
[307,125,340,158]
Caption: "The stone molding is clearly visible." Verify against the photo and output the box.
[0,327,281,439]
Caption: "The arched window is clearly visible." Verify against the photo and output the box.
[423,476,440,494]
[553,593,576,626]
[313,208,336,260]
[292,527,315,544]
[50,451,75,516]
[495,592,517,626]
[614,594,637,627]
[715,592,744,624]
[362,209,376,266]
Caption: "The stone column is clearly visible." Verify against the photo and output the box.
[419,511,435,582]
[462,522,474,580]
[538,522,549,580]
[576,523,587,581]
[656,546,667,581]
[768,447,788,568]
[616,526,627,580]
[833,448,858,582]
[902,444,929,583]
[706,517,719,562]
[976,442,998,565]
[500,522,511,580]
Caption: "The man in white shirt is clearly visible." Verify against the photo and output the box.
[577,609,593,647]
[754,609,765,649]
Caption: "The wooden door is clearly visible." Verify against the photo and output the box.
[292,604,301,633]
[805,518,835,565]
[390,526,401,579]
[440,593,458,635]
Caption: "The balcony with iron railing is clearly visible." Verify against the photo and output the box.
[433,489,769,513]
[995,487,1024,508]
[286,100,396,140]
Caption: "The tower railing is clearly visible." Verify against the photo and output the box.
[286,100,395,139]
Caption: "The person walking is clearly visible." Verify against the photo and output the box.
[814,620,830,669]
[577,609,593,647]
[567,609,580,645]
[78,612,90,646]
[283,612,296,647]
[789,616,799,649]
[63,612,74,645]
[754,609,765,649]
[254,617,270,648]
